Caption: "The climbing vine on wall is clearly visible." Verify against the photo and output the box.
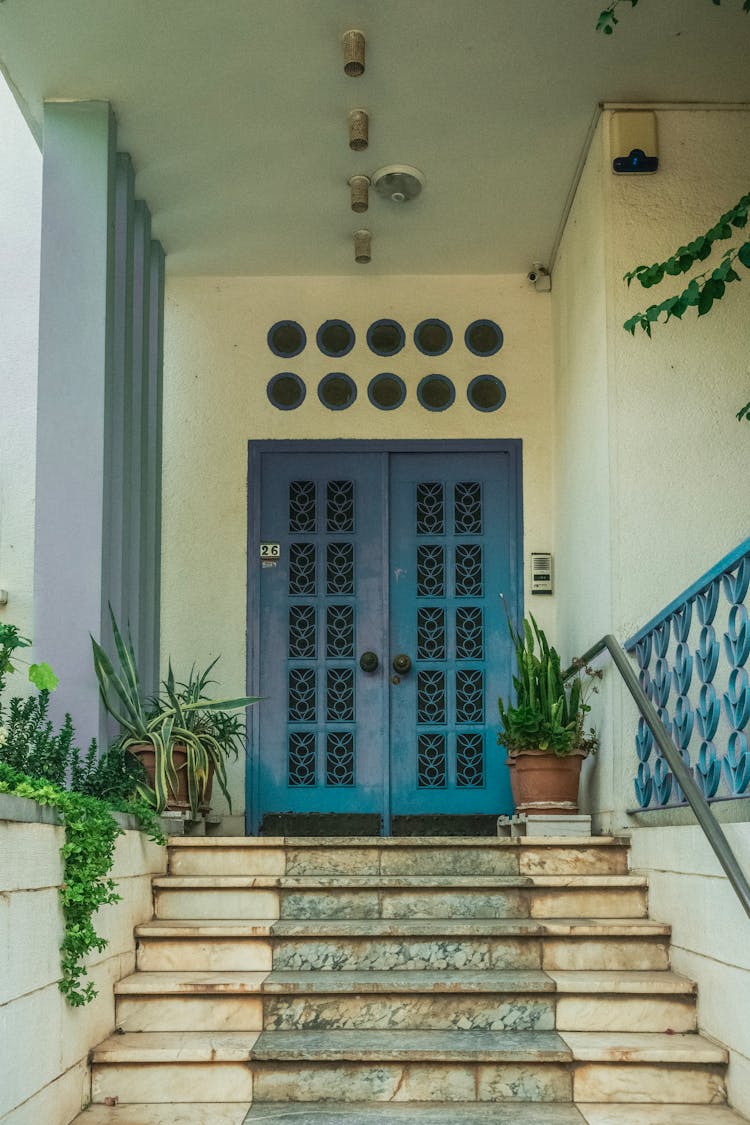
[597,0,750,35]
[595,0,750,421]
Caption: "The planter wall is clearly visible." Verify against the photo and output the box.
[0,794,166,1125]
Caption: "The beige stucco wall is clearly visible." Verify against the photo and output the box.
[162,274,556,826]
[0,799,166,1125]
[553,106,750,1117]
[631,823,750,1117]
[553,106,750,829]
[0,74,41,682]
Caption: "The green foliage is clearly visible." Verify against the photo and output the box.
[594,2,750,418]
[498,600,600,758]
[0,690,146,801]
[598,0,750,35]
[620,194,750,336]
[0,763,164,1006]
[92,609,261,817]
[0,622,57,695]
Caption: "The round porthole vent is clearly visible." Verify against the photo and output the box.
[371,164,425,204]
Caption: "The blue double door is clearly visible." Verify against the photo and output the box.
[251,442,521,832]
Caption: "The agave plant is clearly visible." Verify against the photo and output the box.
[497,598,599,758]
[91,610,260,816]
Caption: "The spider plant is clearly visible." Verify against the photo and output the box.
[91,610,260,816]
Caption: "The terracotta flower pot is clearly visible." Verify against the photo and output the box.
[128,743,191,812]
[506,748,587,815]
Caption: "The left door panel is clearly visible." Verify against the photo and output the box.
[254,452,387,826]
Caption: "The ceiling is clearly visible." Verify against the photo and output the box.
[1,0,748,276]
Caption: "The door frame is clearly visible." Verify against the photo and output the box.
[246,438,524,835]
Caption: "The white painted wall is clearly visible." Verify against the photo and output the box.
[0,75,41,687]
[0,799,166,1125]
[553,106,750,1117]
[631,824,750,1117]
[162,274,556,827]
[553,107,750,828]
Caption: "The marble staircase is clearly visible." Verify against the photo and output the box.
[73,836,749,1125]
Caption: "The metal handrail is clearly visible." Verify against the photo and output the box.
[564,633,750,921]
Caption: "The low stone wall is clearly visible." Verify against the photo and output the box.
[630,822,750,1117]
[0,794,166,1125]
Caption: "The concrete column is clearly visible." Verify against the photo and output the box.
[34,100,116,743]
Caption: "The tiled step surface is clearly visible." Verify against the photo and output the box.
[167,836,631,878]
[151,873,649,920]
[70,1105,750,1125]
[114,968,696,1033]
[72,1108,249,1124]
[136,916,671,973]
[241,1107,750,1125]
[86,835,744,1116]
[90,1029,727,1105]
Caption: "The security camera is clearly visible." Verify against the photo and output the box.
[528,263,551,292]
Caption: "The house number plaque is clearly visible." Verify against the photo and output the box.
[260,543,281,562]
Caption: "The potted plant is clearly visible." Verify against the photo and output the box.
[498,602,600,815]
[91,611,260,818]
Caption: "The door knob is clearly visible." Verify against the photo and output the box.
[392,653,412,675]
[359,651,379,673]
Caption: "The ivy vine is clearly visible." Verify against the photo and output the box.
[0,763,164,1006]
[598,0,750,35]
[621,193,750,336]
[595,0,750,420]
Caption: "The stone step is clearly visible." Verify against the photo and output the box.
[564,1031,727,1104]
[243,1106,750,1125]
[71,1107,249,1124]
[167,836,631,878]
[90,1030,727,1106]
[114,969,696,1034]
[151,874,648,921]
[136,916,671,973]
[70,1103,750,1125]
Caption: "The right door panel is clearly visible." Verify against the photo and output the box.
[388,451,518,817]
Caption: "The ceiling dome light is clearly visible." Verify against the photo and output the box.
[371,164,425,203]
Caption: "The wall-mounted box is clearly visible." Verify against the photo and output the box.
[611,110,659,173]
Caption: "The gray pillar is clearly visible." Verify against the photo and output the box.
[34,101,116,744]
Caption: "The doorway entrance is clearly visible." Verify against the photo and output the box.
[247,440,522,834]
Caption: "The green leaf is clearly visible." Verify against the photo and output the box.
[697,288,714,317]
[27,662,59,691]
[738,241,750,269]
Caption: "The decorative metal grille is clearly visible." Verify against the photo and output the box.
[288,731,316,786]
[326,731,355,786]
[456,669,484,723]
[457,733,485,787]
[289,604,316,659]
[289,480,316,533]
[289,543,316,595]
[417,607,446,660]
[326,480,355,533]
[416,482,445,535]
[417,733,447,787]
[627,547,750,809]
[327,667,355,722]
[326,542,355,595]
[288,667,316,722]
[417,670,447,724]
[456,606,484,659]
[327,604,355,658]
[455,544,483,597]
[417,544,445,598]
[454,482,482,534]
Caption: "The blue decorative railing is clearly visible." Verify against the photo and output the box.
[624,538,750,811]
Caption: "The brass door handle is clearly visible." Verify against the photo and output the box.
[359,651,379,673]
[392,653,412,675]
